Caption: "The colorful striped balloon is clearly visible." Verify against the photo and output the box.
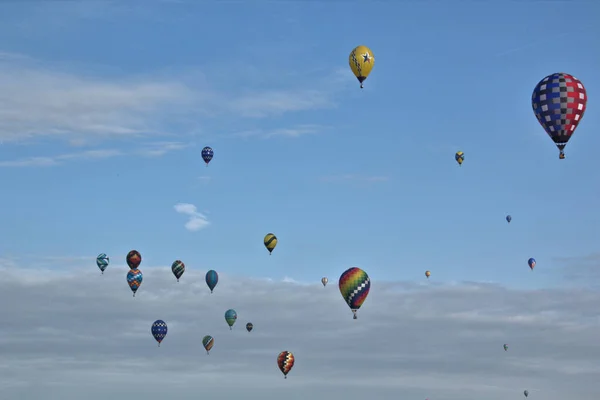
[338,267,370,319]
[277,351,295,379]
[202,335,214,354]
[171,260,185,282]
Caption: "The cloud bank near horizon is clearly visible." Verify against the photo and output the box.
[0,259,598,400]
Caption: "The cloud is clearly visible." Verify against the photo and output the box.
[0,142,189,167]
[0,260,598,399]
[0,52,338,145]
[231,124,325,139]
[319,174,389,183]
[174,203,210,231]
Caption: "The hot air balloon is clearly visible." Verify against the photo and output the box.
[504,344,508,351]
[126,250,141,270]
[96,253,109,274]
[202,335,214,354]
[321,277,328,287]
[506,215,512,223]
[171,260,185,282]
[201,146,214,166]
[349,45,374,89]
[151,320,167,347]
[425,270,431,279]
[455,151,464,166]
[524,390,529,397]
[264,233,277,255]
[127,268,143,297]
[225,309,237,330]
[246,322,253,332]
[528,258,536,270]
[532,73,587,159]
[205,270,218,293]
[277,351,295,379]
[339,267,371,319]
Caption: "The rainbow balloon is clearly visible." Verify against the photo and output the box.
[338,267,370,319]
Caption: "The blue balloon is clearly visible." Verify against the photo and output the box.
[506,215,512,223]
[201,146,214,165]
[151,320,168,347]
[205,270,219,293]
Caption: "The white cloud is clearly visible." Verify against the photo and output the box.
[174,203,210,231]
[0,142,189,167]
[0,259,598,399]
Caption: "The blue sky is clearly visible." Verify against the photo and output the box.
[0,0,599,291]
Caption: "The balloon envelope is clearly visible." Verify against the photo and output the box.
[277,351,295,378]
[96,253,109,274]
[171,260,185,281]
[151,320,168,346]
[532,73,587,159]
[126,250,141,269]
[201,146,214,165]
[338,267,371,319]
[205,270,219,293]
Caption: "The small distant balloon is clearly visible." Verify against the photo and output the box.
[96,253,109,274]
[425,270,431,279]
[528,258,536,270]
[524,390,529,397]
[127,268,143,297]
[264,233,277,255]
[277,351,295,379]
[321,277,328,287]
[455,151,464,166]
[171,260,185,282]
[205,270,219,293]
[202,335,214,354]
[201,146,214,166]
[504,344,508,351]
[126,250,141,269]
[339,267,371,319]
[506,215,512,223]
[225,309,237,330]
[151,320,168,347]
[246,322,253,332]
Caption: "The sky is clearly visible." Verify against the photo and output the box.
[0,0,599,398]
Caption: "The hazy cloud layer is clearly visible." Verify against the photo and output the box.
[0,259,599,399]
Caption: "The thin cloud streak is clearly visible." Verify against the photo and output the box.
[0,142,189,167]
[231,124,325,139]
[319,174,389,183]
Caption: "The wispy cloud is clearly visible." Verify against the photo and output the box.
[229,90,334,118]
[0,52,338,145]
[0,141,188,167]
[231,124,324,139]
[174,203,210,232]
[319,174,389,183]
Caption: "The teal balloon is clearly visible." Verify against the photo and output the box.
[96,253,109,274]
[224,309,237,330]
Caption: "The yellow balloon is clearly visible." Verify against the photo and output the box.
[349,45,374,89]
